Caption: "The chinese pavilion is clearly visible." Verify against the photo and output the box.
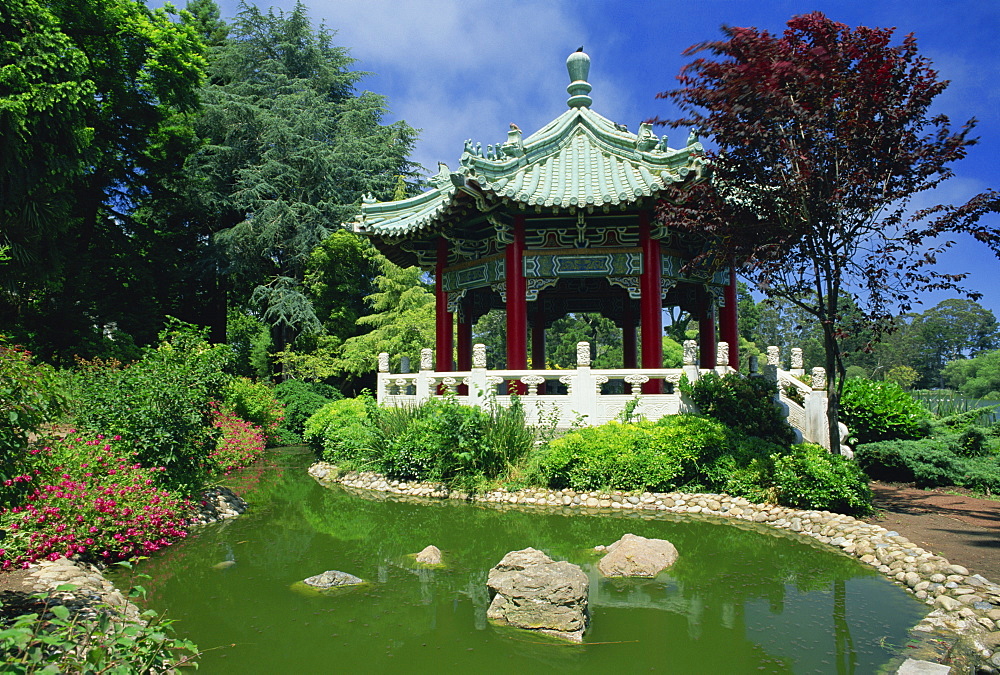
[350,49,739,392]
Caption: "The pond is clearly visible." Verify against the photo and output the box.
[127,448,927,673]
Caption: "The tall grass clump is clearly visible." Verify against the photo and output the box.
[305,395,536,490]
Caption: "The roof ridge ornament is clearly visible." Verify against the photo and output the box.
[566,48,592,109]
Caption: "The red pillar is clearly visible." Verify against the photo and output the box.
[622,300,637,369]
[435,237,453,372]
[719,267,739,369]
[505,216,527,392]
[699,288,717,369]
[639,211,663,393]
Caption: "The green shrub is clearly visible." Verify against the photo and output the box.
[274,379,340,444]
[855,436,1000,493]
[680,372,795,445]
[0,337,67,508]
[534,416,729,492]
[700,435,783,503]
[307,396,536,489]
[770,443,873,516]
[854,440,920,483]
[369,396,533,487]
[220,377,284,446]
[304,397,374,463]
[959,456,1000,495]
[72,320,231,493]
[840,378,931,444]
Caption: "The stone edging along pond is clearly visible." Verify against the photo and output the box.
[308,461,1000,669]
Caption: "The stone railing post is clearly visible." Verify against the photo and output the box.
[415,347,433,401]
[466,343,489,406]
[766,345,780,367]
[682,339,700,383]
[804,366,830,450]
[790,347,804,377]
[376,352,390,402]
[716,341,729,373]
[573,341,597,423]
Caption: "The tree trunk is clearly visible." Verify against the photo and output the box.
[824,325,843,455]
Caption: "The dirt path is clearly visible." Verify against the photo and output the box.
[867,482,1000,582]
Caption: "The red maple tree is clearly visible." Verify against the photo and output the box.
[653,11,1000,453]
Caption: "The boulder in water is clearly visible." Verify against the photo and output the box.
[597,533,678,578]
[303,570,365,588]
[414,545,443,566]
[486,547,589,642]
[291,570,367,596]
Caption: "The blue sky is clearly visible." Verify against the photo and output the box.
[214,0,999,319]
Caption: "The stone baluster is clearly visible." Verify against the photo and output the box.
[442,376,458,394]
[520,375,546,396]
[593,374,609,394]
[624,373,649,395]
[558,374,575,395]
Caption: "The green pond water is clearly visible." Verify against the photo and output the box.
[127,448,927,674]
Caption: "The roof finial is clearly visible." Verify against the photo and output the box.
[566,48,592,109]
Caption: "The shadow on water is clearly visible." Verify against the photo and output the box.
[126,448,927,674]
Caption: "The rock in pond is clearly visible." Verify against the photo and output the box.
[486,547,589,642]
[597,533,678,578]
[291,570,367,596]
[414,545,443,566]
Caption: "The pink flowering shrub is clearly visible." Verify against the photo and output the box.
[209,403,266,474]
[219,377,284,446]
[0,434,191,569]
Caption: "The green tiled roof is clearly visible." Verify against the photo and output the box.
[350,50,707,240]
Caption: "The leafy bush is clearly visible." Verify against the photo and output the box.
[0,434,191,569]
[840,378,931,444]
[0,338,67,508]
[72,320,231,493]
[698,436,782,503]
[274,379,340,444]
[209,403,266,473]
[680,372,795,445]
[220,377,284,446]
[770,443,873,516]
[304,397,374,463]
[305,395,535,489]
[531,417,872,515]
[856,436,1000,493]
[532,416,729,492]
[366,396,534,487]
[0,562,199,671]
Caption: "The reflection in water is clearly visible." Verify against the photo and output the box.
[126,448,926,674]
[835,579,857,675]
